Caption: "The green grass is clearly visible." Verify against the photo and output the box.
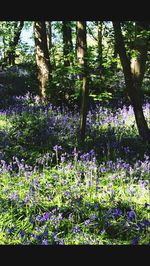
[0,99,149,245]
[0,154,149,245]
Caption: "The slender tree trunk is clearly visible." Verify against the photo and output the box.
[34,21,51,100]
[76,21,89,142]
[7,21,24,65]
[113,22,150,142]
[46,21,53,72]
[97,21,103,76]
[46,21,52,55]
[62,21,73,67]
[1,22,7,68]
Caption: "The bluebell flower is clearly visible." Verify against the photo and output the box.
[91,213,97,220]
[89,149,95,156]
[10,191,18,201]
[127,210,135,220]
[20,230,25,238]
[52,208,57,213]
[41,212,50,221]
[72,225,80,234]
[44,228,49,237]
[25,194,30,203]
[61,155,66,163]
[64,191,70,197]
[96,186,100,192]
[85,219,90,227]
[58,239,64,245]
[42,239,48,245]
[69,213,73,220]
[144,203,150,208]
[53,145,62,152]
[7,228,13,235]
[141,219,150,227]
[94,203,99,209]
[112,208,123,219]
[131,237,139,245]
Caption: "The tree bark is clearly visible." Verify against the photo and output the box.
[6,21,24,65]
[97,21,103,76]
[113,22,150,142]
[46,21,52,56]
[34,21,51,100]
[76,21,89,142]
[62,21,73,67]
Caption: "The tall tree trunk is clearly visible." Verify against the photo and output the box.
[34,21,51,100]
[76,21,89,142]
[46,21,52,55]
[97,21,103,76]
[46,21,53,72]
[62,21,73,67]
[7,21,24,65]
[113,22,150,142]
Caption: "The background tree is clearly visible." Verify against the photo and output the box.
[0,21,24,67]
[96,21,103,76]
[62,21,73,67]
[113,21,150,142]
[33,21,51,100]
[76,21,89,142]
[7,21,24,65]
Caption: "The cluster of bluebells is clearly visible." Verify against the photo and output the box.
[0,147,149,245]
[0,94,149,245]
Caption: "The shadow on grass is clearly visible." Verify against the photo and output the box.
[1,195,148,244]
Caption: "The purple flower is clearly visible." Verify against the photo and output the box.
[52,231,57,239]
[96,186,100,192]
[69,213,73,220]
[127,210,135,221]
[72,225,80,234]
[141,220,150,227]
[41,212,50,222]
[85,219,91,227]
[64,191,70,197]
[58,213,63,221]
[89,149,95,156]
[20,230,25,238]
[42,239,48,245]
[53,145,62,152]
[61,155,66,163]
[7,228,13,235]
[112,208,123,219]
[52,208,57,213]
[131,237,139,245]
[25,194,30,203]
[58,239,64,245]
[10,191,18,201]
[144,203,150,208]
[85,203,91,207]
[43,228,48,238]
[94,203,99,209]
[91,213,97,220]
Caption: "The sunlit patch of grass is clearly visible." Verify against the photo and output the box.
[0,115,12,130]
[0,152,149,245]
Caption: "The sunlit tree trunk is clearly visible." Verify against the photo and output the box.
[46,21,52,56]
[77,21,89,142]
[34,21,51,100]
[113,21,150,142]
[62,21,73,67]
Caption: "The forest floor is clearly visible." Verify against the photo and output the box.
[0,93,149,245]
